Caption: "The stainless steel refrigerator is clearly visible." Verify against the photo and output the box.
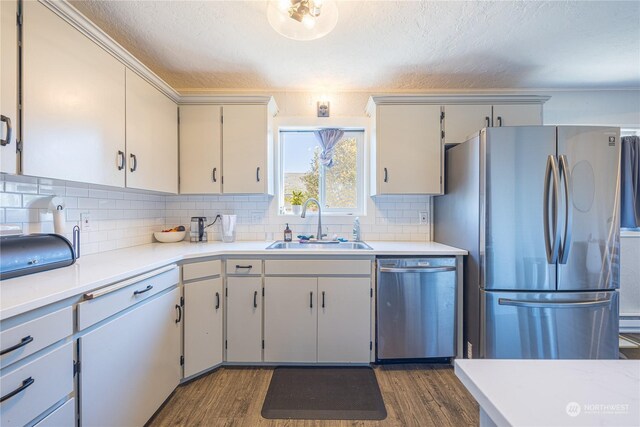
[434,126,620,359]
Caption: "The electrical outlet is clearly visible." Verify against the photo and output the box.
[419,211,428,224]
[80,212,92,231]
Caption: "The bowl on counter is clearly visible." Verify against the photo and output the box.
[153,231,186,243]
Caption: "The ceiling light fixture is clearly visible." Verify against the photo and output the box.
[267,0,338,41]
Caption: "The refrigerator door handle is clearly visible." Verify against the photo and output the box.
[558,155,573,264]
[498,298,611,309]
[543,155,561,263]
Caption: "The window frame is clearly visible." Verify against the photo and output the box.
[278,127,366,216]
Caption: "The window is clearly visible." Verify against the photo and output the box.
[280,129,364,214]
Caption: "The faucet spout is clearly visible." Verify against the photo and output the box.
[301,198,324,240]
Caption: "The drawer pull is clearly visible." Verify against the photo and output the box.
[0,377,34,403]
[215,292,220,310]
[0,335,34,356]
[133,285,153,296]
[175,304,182,324]
[236,265,252,270]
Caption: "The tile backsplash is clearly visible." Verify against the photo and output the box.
[1,175,432,256]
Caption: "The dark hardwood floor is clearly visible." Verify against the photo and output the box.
[148,364,479,427]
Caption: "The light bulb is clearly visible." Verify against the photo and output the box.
[302,14,316,29]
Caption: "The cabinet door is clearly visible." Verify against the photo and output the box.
[443,104,492,145]
[184,277,223,378]
[125,69,178,193]
[492,104,542,127]
[318,278,371,363]
[79,288,181,427]
[376,104,442,194]
[0,0,18,174]
[179,105,222,194]
[222,105,267,194]
[22,1,126,187]
[264,277,317,363]
[226,277,262,362]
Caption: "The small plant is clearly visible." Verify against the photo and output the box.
[290,190,305,205]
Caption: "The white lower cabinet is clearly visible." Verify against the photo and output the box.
[79,288,181,426]
[262,274,372,364]
[225,277,262,362]
[0,342,73,427]
[184,277,224,377]
[264,278,317,363]
[318,278,371,363]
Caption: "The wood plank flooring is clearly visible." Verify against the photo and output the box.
[148,364,479,427]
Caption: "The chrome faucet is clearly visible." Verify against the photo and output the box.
[301,198,325,240]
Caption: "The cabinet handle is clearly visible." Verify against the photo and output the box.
[175,304,182,323]
[212,167,217,183]
[310,291,313,308]
[1,115,12,146]
[0,335,33,356]
[485,116,491,127]
[1,377,34,403]
[253,291,258,308]
[497,116,503,127]
[215,292,220,310]
[256,167,260,182]
[130,153,138,172]
[322,291,325,308]
[383,168,388,183]
[117,150,125,170]
[133,285,153,296]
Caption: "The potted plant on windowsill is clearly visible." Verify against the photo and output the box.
[290,190,304,215]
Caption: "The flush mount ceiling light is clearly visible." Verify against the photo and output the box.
[267,0,339,41]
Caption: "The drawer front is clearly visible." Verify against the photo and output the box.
[265,260,372,276]
[226,259,263,275]
[183,260,222,281]
[34,398,75,427]
[0,342,73,427]
[77,266,179,330]
[1,307,72,369]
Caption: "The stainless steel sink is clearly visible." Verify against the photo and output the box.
[266,241,373,250]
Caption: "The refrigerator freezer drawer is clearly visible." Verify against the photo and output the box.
[483,290,619,359]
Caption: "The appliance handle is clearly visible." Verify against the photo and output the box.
[543,155,560,263]
[498,298,611,309]
[559,154,573,264]
[379,266,456,273]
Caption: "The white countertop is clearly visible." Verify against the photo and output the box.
[0,240,466,320]
[455,359,640,427]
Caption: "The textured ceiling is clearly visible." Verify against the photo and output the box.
[70,0,640,92]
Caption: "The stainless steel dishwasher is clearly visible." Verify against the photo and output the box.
[376,257,457,360]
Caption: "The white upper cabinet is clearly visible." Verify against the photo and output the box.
[372,103,443,195]
[0,0,18,174]
[492,104,543,127]
[222,104,274,194]
[22,1,126,186]
[125,69,178,193]
[442,104,493,145]
[179,105,222,194]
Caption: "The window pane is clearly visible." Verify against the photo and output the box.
[282,132,319,211]
[325,137,357,209]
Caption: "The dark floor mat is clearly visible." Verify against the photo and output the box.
[261,367,387,420]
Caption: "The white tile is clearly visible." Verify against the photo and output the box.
[89,189,110,199]
[66,187,89,197]
[0,193,22,208]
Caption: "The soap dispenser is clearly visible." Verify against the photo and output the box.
[284,223,292,242]
[352,217,361,241]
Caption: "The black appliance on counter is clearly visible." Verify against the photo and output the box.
[0,234,76,280]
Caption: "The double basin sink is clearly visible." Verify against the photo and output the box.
[266,241,373,250]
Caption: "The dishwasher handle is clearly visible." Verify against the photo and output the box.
[379,266,456,273]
